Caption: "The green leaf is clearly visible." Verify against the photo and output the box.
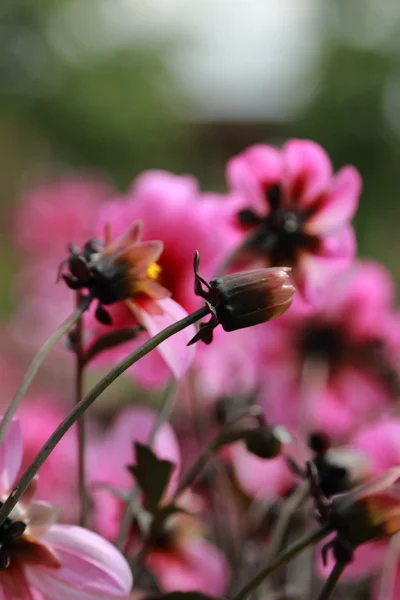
[128,443,174,512]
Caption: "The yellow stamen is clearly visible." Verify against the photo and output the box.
[147,262,161,280]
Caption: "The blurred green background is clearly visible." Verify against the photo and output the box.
[1,0,400,314]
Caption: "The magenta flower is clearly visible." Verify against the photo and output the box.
[259,261,400,439]
[82,170,237,386]
[0,417,132,599]
[90,407,230,596]
[224,139,361,298]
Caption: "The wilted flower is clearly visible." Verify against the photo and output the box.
[321,468,400,564]
[189,252,295,344]
[223,139,361,298]
[0,418,132,599]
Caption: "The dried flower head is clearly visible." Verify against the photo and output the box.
[188,251,295,344]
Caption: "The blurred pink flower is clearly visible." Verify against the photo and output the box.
[224,139,361,299]
[0,417,132,599]
[259,261,400,440]
[18,397,79,523]
[91,406,181,540]
[90,406,230,596]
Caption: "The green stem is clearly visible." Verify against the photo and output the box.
[172,405,263,502]
[315,561,346,600]
[232,526,331,600]
[0,305,209,527]
[0,295,92,448]
[116,379,177,550]
[74,293,88,528]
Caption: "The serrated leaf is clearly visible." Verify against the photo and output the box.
[128,442,174,512]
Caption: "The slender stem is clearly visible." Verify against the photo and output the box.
[116,379,177,550]
[0,295,92,448]
[264,482,309,564]
[315,561,346,600]
[172,405,263,502]
[74,293,88,527]
[232,526,331,600]
[0,305,209,527]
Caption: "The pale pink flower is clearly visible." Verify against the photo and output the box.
[0,417,132,599]
[90,406,230,596]
[259,261,400,440]
[224,139,361,299]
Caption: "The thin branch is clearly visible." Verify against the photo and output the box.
[315,561,346,600]
[0,305,209,527]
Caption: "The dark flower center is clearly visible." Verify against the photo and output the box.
[237,185,319,266]
[300,324,345,366]
[0,506,26,570]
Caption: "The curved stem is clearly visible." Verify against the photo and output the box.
[0,295,92,448]
[315,561,346,600]
[172,405,263,502]
[232,526,331,600]
[0,305,209,527]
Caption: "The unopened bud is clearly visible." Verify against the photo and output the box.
[189,252,295,345]
[245,425,292,459]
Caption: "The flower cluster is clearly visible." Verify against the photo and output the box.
[2,138,400,600]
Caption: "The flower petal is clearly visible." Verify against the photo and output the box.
[0,417,22,494]
[27,500,61,539]
[27,525,132,599]
[138,298,196,380]
[282,139,333,208]
[306,166,362,233]
[226,145,282,214]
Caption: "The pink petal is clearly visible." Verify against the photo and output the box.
[296,249,354,304]
[282,139,333,208]
[0,417,22,494]
[146,538,230,595]
[138,298,196,380]
[316,538,387,581]
[306,166,362,233]
[323,261,396,340]
[27,525,132,599]
[230,442,294,499]
[226,145,282,214]
[353,420,400,475]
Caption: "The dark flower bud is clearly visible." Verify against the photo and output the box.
[188,252,295,345]
[244,425,292,459]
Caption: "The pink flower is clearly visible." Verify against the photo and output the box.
[0,417,132,599]
[259,261,400,440]
[90,407,230,596]
[83,170,237,386]
[224,139,361,299]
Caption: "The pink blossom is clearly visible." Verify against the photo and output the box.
[0,417,132,599]
[258,261,399,440]
[90,406,230,595]
[224,139,361,299]
[83,170,237,386]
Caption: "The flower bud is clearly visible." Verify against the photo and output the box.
[244,425,292,459]
[189,252,295,344]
